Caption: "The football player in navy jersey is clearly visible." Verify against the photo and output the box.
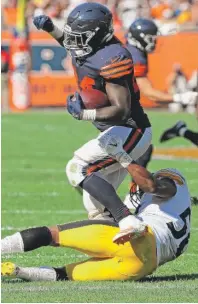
[126,18,198,111]
[33,2,153,239]
[124,18,198,209]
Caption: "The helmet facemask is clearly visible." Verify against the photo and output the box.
[140,32,157,53]
[63,22,114,58]
[63,24,99,57]
[129,184,144,214]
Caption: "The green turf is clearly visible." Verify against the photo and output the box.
[1,111,198,303]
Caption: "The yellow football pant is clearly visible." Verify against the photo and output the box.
[57,220,157,281]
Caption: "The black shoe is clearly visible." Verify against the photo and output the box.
[160,121,187,143]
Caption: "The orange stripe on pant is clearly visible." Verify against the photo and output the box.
[86,129,142,175]
[124,129,142,152]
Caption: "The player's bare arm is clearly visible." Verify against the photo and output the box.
[93,81,131,122]
[137,77,173,102]
[127,163,176,198]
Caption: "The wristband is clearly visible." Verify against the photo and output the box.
[50,25,63,39]
[81,109,96,121]
[116,151,133,168]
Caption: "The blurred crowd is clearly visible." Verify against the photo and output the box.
[2,0,198,34]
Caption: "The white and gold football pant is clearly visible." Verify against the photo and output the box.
[57,220,157,281]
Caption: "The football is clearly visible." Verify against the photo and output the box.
[80,89,110,109]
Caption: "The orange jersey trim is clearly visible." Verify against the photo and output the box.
[103,69,132,79]
[101,59,132,71]
[100,63,133,77]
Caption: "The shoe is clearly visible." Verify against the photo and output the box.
[113,224,148,245]
[1,262,17,277]
[160,121,186,143]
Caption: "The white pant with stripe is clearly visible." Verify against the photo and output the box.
[66,126,152,219]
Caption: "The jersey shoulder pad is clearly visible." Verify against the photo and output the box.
[99,44,133,80]
[126,44,148,78]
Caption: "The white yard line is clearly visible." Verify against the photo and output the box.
[2,168,64,173]
[2,209,86,215]
[1,284,197,292]
[153,155,198,162]
[2,253,87,259]
[6,192,63,197]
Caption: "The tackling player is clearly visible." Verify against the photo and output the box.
[1,162,191,281]
[124,18,198,208]
[32,2,153,233]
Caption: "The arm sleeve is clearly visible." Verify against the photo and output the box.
[131,49,148,78]
[134,63,148,78]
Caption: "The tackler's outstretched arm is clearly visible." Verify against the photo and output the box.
[127,163,177,198]
[99,136,176,199]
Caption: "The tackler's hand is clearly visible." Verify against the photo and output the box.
[98,133,132,168]
[33,15,54,32]
[67,92,84,120]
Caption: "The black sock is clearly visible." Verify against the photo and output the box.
[183,130,198,146]
[20,227,52,251]
[54,267,68,281]
[81,173,131,222]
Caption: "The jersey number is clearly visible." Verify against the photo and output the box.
[80,77,95,90]
[167,207,191,257]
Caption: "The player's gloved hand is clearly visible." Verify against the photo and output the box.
[99,134,132,168]
[33,15,54,33]
[173,92,198,106]
[67,92,84,120]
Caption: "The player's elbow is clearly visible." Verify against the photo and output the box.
[119,106,130,121]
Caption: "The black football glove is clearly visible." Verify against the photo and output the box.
[33,15,54,33]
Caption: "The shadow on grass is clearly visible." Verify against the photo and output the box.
[2,273,198,284]
[140,273,198,282]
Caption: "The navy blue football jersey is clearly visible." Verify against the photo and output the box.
[72,37,151,131]
[125,44,148,78]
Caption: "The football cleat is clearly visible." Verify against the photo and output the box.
[160,121,186,143]
[1,262,17,277]
[113,224,148,245]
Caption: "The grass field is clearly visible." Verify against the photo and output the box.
[1,111,198,303]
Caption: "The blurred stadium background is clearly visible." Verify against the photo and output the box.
[1,0,198,111]
[1,0,198,303]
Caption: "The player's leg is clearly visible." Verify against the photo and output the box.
[66,127,144,225]
[2,226,157,281]
[83,163,128,220]
[66,126,151,237]
[64,226,157,281]
[1,220,119,256]
[160,121,198,146]
[66,134,131,224]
